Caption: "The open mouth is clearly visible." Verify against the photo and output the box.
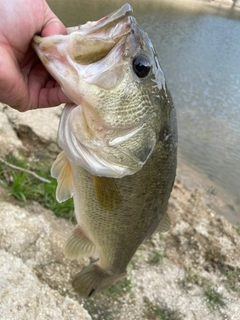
[67,3,133,37]
[65,4,134,66]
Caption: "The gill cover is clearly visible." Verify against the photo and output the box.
[57,103,153,178]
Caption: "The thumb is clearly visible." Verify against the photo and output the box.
[41,0,67,37]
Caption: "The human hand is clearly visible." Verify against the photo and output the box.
[0,0,71,111]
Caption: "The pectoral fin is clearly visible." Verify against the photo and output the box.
[51,151,74,203]
[93,176,121,210]
[65,225,96,259]
[157,212,171,233]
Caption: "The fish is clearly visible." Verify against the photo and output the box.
[32,3,177,298]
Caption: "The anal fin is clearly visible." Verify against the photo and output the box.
[65,225,96,259]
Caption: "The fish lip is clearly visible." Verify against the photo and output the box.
[70,3,133,34]
[95,3,133,27]
[67,4,133,40]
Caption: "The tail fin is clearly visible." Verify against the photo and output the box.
[72,263,126,298]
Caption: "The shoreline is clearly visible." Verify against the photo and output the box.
[149,0,240,18]
[177,154,239,226]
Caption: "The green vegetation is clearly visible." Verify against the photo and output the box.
[223,269,240,294]
[154,306,183,320]
[148,250,165,264]
[0,154,75,221]
[83,276,133,320]
[181,268,207,289]
[102,277,132,298]
[182,268,227,311]
[144,300,184,320]
[145,233,166,264]
[60,289,70,297]
[234,226,240,236]
[204,285,226,310]
[206,186,218,195]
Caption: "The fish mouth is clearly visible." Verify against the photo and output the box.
[64,4,134,66]
[32,4,136,99]
[33,4,134,66]
[67,3,133,37]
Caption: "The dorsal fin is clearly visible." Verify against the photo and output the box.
[51,151,74,203]
[93,176,121,210]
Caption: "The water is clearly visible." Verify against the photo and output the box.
[47,0,240,224]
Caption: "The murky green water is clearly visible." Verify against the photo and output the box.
[47,0,240,224]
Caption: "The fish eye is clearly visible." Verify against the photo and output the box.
[132,55,151,79]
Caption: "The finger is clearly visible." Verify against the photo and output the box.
[45,79,56,89]
[41,0,67,37]
[41,19,67,37]
[38,86,72,109]
[0,46,29,111]
[28,62,71,109]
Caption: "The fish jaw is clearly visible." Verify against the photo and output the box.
[67,3,132,38]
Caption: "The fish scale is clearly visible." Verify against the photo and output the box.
[33,3,177,298]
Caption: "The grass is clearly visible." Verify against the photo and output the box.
[144,300,184,320]
[223,269,240,294]
[182,268,227,311]
[145,233,166,264]
[154,307,183,320]
[204,285,226,310]
[5,171,31,203]
[60,289,70,297]
[206,187,218,195]
[148,250,165,264]
[181,268,208,289]
[102,277,132,298]
[0,154,75,221]
[234,226,240,236]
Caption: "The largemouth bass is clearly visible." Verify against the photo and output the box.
[32,3,177,298]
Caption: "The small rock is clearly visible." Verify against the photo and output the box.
[0,106,23,157]
[2,103,63,144]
